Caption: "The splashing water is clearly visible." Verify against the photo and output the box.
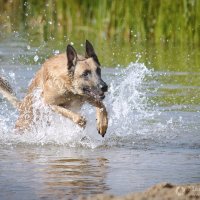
[107,62,153,135]
[0,62,169,148]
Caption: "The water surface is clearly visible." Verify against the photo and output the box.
[0,36,200,200]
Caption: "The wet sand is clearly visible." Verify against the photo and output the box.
[80,183,200,200]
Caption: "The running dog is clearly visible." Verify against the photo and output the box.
[0,40,108,137]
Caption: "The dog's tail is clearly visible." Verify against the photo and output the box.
[0,76,19,108]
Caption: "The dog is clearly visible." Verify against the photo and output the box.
[0,40,108,137]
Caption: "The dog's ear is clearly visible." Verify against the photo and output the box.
[85,40,100,65]
[66,44,77,73]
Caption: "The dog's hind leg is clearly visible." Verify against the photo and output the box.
[51,105,87,128]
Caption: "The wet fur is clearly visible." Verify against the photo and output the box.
[0,40,108,137]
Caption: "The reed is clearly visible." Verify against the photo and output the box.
[0,0,200,45]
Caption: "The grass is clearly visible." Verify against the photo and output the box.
[0,0,200,45]
[0,0,200,71]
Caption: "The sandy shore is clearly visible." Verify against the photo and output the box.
[80,183,200,200]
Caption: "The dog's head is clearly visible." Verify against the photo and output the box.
[66,40,108,101]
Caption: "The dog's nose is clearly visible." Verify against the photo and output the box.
[101,84,108,92]
[100,81,108,92]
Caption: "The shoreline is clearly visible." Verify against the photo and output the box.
[80,183,200,200]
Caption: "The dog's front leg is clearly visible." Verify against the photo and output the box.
[88,99,108,137]
[96,106,108,137]
[51,105,86,128]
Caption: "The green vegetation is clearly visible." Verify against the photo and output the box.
[0,0,200,45]
[0,0,200,70]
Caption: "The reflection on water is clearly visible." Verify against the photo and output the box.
[0,146,200,200]
[1,31,200,71]
[152,71,200,108]
[0,146,110,200]
[41,157,108,199]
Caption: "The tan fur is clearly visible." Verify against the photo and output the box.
[0,42,108,137]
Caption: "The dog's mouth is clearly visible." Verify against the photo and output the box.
[83,87,105,100]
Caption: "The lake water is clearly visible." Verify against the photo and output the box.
[0,36,200,200]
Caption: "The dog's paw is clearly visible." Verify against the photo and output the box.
[96,109,108,137]
[97,123,107,137]
[75,115,87,128]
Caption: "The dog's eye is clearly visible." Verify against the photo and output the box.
[82,70,91,77]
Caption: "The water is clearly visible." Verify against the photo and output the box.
[0,37,200,200]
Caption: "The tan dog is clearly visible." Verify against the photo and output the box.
[0,40,108,137]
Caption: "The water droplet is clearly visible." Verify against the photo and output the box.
[54,50,60,55]
[9,72,15,79]
[34,55,39,62]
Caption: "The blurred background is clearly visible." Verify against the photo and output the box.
[0,0,200,69]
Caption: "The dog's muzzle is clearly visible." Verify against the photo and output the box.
[83,81,108,101]
[99,80,108,93]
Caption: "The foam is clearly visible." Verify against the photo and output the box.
[0,62,160,148]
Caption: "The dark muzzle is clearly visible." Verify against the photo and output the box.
[100,80,108,92]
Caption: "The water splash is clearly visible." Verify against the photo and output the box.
[107,62,153,136]
[0,62,163,148]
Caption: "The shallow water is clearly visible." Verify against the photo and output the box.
[0,37,200,200]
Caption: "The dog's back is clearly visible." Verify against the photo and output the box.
[27,53,69,93]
